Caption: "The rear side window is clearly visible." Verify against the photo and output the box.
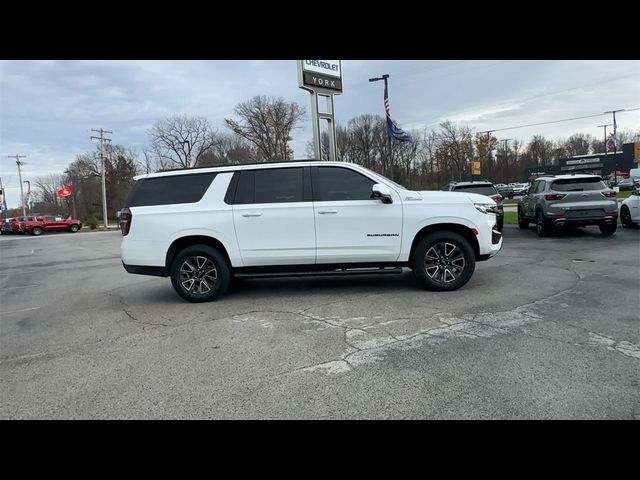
[125,172,217,207]
[452,185,497,196]
[233,168,304,204]
[552,178,606,192]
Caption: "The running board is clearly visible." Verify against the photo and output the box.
[234,267,404,279]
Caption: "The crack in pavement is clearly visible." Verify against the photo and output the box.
[292,267,638,375]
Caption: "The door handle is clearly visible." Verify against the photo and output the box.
[318,209,338,214]
[242,212,262,217]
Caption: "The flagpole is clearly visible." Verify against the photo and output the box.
[369,74,394,180]
[384,76,393,181]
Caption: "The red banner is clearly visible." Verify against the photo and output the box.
[57,184,73,198]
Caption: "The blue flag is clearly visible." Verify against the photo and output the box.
[384,83,413,142]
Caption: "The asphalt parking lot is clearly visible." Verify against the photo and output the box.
[1,226,638,419]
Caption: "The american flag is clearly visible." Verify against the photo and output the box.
[384,83,412,143]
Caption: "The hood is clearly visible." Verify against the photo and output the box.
[414,190,497,205]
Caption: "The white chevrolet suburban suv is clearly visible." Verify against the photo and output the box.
[120,161,502,302]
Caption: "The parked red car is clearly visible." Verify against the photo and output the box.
[23,215,82,236]
[0,216,35,234]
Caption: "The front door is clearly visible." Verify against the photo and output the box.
[232,167,316,266]
[312,166,402,264]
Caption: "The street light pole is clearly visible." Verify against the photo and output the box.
[23,180,31,213]
[369,74,393,180]
[604,109,625,154]
[8,154,27,216]
[598,124,612,154]
[91,128,112,228]
[64,169,77,219]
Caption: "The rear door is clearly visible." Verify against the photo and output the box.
[521,180,541,218]
[231,167,316,266]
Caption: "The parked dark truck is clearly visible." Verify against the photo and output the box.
[23,215,82,236]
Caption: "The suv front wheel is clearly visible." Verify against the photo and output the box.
[170,244,230,303]
[412,231,476,291]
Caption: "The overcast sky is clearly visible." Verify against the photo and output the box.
[1,60,639,209]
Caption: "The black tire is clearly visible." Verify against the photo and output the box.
[170,244,230,303]
[620,206,634,228]
[517,207,529,229]
[599,221,617,235]
[412,231,476,291]
[69,224,79,233]
[508,193,514,199]
[32,227,43,236]
[536,210,552,237]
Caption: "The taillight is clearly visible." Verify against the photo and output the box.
[491,194,504,203]
[120,207,132,236]
[544,194,566,201]
[601,191,616,198]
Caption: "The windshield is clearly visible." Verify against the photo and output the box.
[356,165,407,189]
[552,177,606,191]
[453,185,498,196]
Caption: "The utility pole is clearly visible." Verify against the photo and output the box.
[501,139,512,183]
[8,154,26,216]
[369,74,393,180]
[23,180,31,213]
[91,128,112,228]
[478,130,495,180]
[598,124,612,154]
[604,109,625,154]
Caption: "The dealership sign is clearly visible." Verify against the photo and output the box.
[299,60,342,92]
[566,157,601,165]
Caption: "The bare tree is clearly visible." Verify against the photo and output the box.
[225,95,306,161]
[563,133,593,157]
[148,116,219,168]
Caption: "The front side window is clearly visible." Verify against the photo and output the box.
[316,167,375,201]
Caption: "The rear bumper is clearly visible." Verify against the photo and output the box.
[551,215,617,227]
[122,262,168,277]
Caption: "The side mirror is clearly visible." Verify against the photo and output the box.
[372,183,393,204]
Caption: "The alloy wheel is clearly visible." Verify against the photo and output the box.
[179,256,218,295]
[424,242,466,284]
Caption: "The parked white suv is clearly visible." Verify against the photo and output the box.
[120,161,502,302]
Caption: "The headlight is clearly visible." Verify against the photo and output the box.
[475,203,500,214]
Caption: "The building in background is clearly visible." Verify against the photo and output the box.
[523,142,639,181]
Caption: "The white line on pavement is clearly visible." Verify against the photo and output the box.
[0,306,41,315]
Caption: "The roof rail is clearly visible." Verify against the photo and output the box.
[158,158,322,173]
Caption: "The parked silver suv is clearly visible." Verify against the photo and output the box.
[517,174,618,237]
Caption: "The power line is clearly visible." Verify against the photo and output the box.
[489,107,639,133]
[419,73,639,131]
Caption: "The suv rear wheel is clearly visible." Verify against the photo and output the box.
[69,224,79,233]
[599,222,617,235]
[517,207,529,229]
[536,210,552,237]
[170,244,230,303]
[412,231,476,291]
